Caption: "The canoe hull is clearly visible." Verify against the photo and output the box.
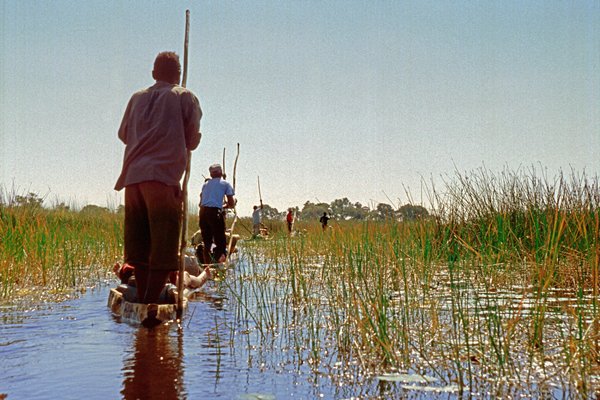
[107,288,187,327]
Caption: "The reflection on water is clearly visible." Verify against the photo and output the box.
[5,257,600,399]
[1,279,285,400]
[122,326,185,400]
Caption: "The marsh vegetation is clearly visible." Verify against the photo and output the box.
[0,192,122,299]
[227,167,600,397]
[2,167,600,397]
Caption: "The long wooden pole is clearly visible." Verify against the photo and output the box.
[177,9,191,320]
[257,175,263,205]
[227,144,240,258]
[232,143,239,192]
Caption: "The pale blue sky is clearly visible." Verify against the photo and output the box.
[2,1,599,215]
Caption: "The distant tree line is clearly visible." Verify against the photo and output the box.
[258,197,429,222]
[3,193,429,222]
[2,192,116,215]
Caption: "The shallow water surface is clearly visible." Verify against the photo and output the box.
[0,283,390,400]
[5,257,599,399]
[2,284,293,399]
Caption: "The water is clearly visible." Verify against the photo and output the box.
[1,283,287,400]
[2,286,128,399]
[4,256,600,399]
[0,283,389,400]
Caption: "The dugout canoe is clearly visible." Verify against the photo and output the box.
[107,286,189,328]
[107,263,218,327]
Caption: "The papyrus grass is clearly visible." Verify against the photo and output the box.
[0,202,123,299]
[232,167,600,396]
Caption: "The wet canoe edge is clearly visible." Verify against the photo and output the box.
[107,288,188,328]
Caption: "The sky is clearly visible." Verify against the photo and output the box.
[1,1,599,216]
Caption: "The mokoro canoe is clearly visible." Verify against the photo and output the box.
[107,286,189,328]
[107,263,218,327]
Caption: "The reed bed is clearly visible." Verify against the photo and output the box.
[0,202,123,299]
[2,166,599,395]
[227,167,600,397]
[0,185,207,301]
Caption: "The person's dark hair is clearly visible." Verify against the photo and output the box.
[152,51,181,84]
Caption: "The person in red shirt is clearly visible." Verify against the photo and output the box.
[286,209,294,235]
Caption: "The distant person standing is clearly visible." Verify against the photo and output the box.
[199,164,235,264]
[115,51,202,304]
[286,208,294,235]
[252,203,263,237]
[319,212,330,231]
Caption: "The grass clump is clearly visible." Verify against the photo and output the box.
[0,191,123,299]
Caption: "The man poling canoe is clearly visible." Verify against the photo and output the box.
[198,163,236,264]
[111,10,202,327]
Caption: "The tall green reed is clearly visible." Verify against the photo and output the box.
[233,166,600,395]
[0,201,123,298]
